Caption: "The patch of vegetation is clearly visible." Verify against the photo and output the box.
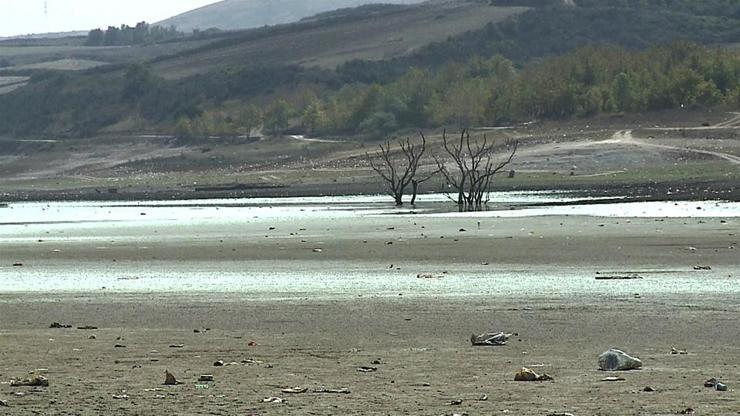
[85,23,184,46]
[338,0,740,82]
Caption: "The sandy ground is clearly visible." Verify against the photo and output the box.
[1,208,739,415]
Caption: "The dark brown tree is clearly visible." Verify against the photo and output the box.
[366,135,435,206]
[434,129,518,210]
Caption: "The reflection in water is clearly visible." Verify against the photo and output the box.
[1,191,737,228]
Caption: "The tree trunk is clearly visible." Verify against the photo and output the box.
[410,181,419,205]
[395,193,404,206]
[457,174,466,206]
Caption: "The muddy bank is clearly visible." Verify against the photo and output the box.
[0,293,738,415]
[1,177,738,203]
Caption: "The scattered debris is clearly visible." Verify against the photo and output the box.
[598,348,642,371]
[198,375,214,382]
[77,326,98,330]
[704,378,727,391]
[313,387,351,394]
[169,344,185,349]
[312,248,323,253]
[88,335,97,340]
[547,413,574,416]
[677,407,695,414]
[10,376,48,387]
[357,366,378,373]
[514,367,554,382]
[450,399,463,405]
[12,263,23,267]
[248,341,258,347]
[478,394,488,401]
[417,273,443,279]
[262,397,285,404]
[114,344,126,348]
[281,387,308,394]
[112,393,129,400]
[471,331,511,346]
[601,376,626,382]
[595,274,643,280]
[0,400,7,407]
[671,347,688,355]
[643,386,656,392]
[163,370,183,386]
[49,322,72,329]
[693,265,712,271]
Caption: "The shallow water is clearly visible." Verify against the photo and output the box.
[1,191,737,296]
[1,191,737,229]
[1,261,737,300]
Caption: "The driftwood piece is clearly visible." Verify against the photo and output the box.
[10,376,48,387]
[595,274,643,280]
[470,331,511,346]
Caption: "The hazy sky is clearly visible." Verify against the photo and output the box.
[0,0,221,37]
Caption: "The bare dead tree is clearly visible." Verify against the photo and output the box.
[366,135,435,206]
[434,128,518,210]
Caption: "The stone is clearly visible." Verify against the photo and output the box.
[598,348,642,371]
[163,370,183,386]
[514,367,554,382]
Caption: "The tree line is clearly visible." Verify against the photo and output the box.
[85,22,184,46]
[222,43,737,138]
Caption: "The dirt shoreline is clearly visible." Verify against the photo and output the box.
[1,177,738,203]
[1,292,739,415]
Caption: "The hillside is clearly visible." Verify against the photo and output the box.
[0,0,738,140]
[157,0,425,32]
[151,1,527,78]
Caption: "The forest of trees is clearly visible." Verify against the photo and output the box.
[166,43,740,139]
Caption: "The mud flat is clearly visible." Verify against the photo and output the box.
[0,193,738,414]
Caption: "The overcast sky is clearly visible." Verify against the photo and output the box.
[0,0,221,37]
